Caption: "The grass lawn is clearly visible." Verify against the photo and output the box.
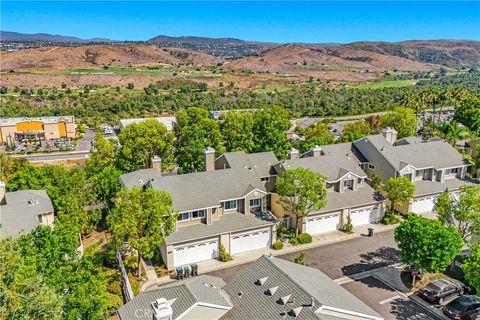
[352,79,420,89]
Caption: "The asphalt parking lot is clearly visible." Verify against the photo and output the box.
[342,276,445,320]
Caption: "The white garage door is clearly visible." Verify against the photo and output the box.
[350,206,378,226]
[411,196,436,214]
[305,213,340,235]
[173,239,218,267]
[231,228,271,255]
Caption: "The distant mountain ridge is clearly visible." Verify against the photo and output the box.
[0,31,115,43]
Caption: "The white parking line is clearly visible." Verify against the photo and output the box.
[379,295,401,305]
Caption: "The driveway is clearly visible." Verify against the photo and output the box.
[208,229,399,281]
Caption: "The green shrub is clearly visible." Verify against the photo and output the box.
[293,253,305,265]
[219,244,232,262]
[381,210,401,225]
[403,211,416,219]
[298,233,312,244]
[289,237,299,245]
[273,241,284,250]
[371,174,382,191]
[342,214,353,234]
[277,226,295,239]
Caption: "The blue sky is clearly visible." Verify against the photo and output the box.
[2,1,479,43]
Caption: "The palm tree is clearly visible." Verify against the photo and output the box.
[441,121,471,146]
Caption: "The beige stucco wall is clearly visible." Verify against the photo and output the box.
[65,122,76,138]
[243,190,266,213]
[220,233,230,253]
[270,193,288,218]
[43,123,61,140]
[0,125,16,144]
[40,211,55,226]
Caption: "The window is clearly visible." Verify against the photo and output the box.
[368,164,376,170]
[177,212,190,221]
[250,198,261,208]
[191,209,206,219]
[447,168,461,175]
[261,177,270,182]
[344,179,354,189]
[416,170,424,177]
[224,200,237,211]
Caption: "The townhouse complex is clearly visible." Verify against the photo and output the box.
[118,254,383,320]
[120,127,472,270]
[0,116,76,144]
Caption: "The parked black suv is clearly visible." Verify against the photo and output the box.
[419,278,465,304]
[443,295,480,320]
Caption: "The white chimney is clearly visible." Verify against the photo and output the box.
[382,127,398,145]
[310,145,322,157]
[151,298,173,320]
[287,148,300,160]
[204,147,215,172]
[0,181,5,205]
[151,156,162,173]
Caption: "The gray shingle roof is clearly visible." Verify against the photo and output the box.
[118,275,231,320]
[166,211,275,245]
[354,135,469,171]
[318,185,383,213]
[414,179,476,197]
[222,255,382,320]
[120,167,265,213]
[222,151,279,178]
[0,190,54,239]
[279,154,367,182]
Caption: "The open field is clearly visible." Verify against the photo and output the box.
[350,79,420,89]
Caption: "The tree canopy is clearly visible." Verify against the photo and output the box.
[220,110,255,152]
[394,216,464,272]
[118,119,174,172]
[462,243,480,293]
[380,107,418,138]
[298,122,335,153]
[341,120,372,142]
[107,187,177,276]
[384,176,415,211]
[174,107,224,173]
[275,168,327,236]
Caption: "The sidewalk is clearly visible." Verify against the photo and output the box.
[141,223,398,291]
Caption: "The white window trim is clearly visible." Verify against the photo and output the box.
[191,209,206,220]
[249,198,261,208]
[368,164,376,170]
[178,212,191,221]
[224,200,237,212]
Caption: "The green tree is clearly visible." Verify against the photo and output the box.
[462,243,480,293]
[174,107,224,173]
[341,120,372,142]
[440,121,471,146]
[118,119,174,172]
[0,237,63,320]
[108,188,177,277]
[220,110,255,152]
[299,122,335,153]
[435,185,480,242]
[276,168,327,236]
[394,216,464,272]
[455,98,480,135]
[85,130,117,177]
[384,176,415,211]
[0,152,17,182]
[380,107,418,138]
[90,166,122,209]
[252,106,291,158]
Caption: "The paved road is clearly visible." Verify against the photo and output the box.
[208,229,398,281]
[12,150,90,162]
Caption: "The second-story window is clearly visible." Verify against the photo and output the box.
[191,209,206,219]
[250,198,261,209]
[224,200,237,211]
[177,212,190,221]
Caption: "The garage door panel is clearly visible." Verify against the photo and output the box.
[231,229,271,255]
[412,197,436,214]
[306,213,340,235]
[350,206,381,226]
[173,239,218,267]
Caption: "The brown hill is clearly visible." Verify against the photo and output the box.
[0,44,222,71]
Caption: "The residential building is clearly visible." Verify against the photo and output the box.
[120,143,384,269]
[117,254,383,320]
[118,116,176,131]
[272,143,384,235]
[0,116,75,145]
[0,181,54,238]
[353,128,472,214]
[120,149,279,269]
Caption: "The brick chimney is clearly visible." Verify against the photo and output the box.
[287,148,300,160]
[204,147,215,172]
[151,156,162,173]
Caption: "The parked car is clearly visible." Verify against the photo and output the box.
[419,278,466,304]
[443,295,480,320]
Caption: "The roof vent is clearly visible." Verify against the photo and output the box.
[27,199,39,206]
[238,291,243,298]
[278,295,291,305]
[255,277,269,286]
[265,286,278,296]
[289,307,303,318]
[138,178,143,184]
[310,297,315,308]
[151,298,173,320]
